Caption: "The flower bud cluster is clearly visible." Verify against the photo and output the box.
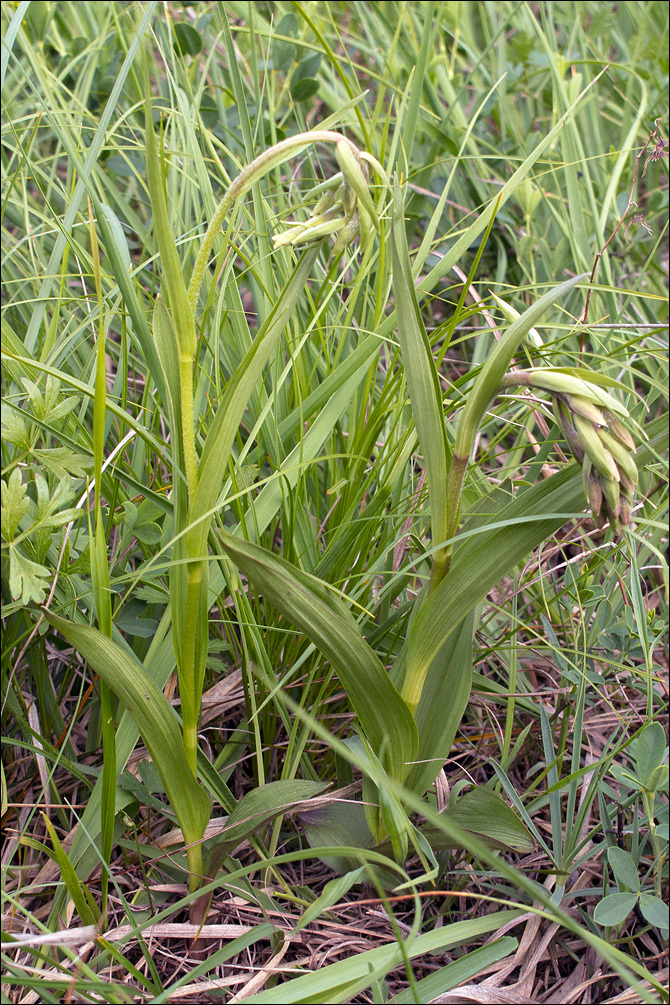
[273,139,379,256]
[506,369,638,531]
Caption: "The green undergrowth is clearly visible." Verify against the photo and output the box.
[1,2,668,1003]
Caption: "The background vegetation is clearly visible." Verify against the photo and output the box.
[2,2,668,1002]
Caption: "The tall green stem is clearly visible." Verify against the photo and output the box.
[179,355,198,502]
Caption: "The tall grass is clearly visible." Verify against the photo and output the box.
[2,2,668,1002]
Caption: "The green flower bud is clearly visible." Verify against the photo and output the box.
[304,172,343,202]
[331,213,362,256]
[273,223,309,248]
[564,394,606,426]
[597,428,638,484]
[582,456,603,517]
[553,399,585,462]
[504,367,638,531]
[283,216,346,245]
[334,140,379,228]
[601,476,621,521]
[573,414,620,482]
[341,182,357,217]
[606,413,636,452]
[311,188,340,217]
[620,472,636,498]
[357,203,373,250]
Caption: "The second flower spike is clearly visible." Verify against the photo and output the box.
[501,369,638,531]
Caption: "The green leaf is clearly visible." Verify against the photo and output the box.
[8,547,51,605]
[291,78,319,102]
[272,13,299,70]
[235,910,524,1004]
[424,787,535,854]
[173,22,202,57]
[199,94,218,129]
[389,938,518,1004]
[644,764,669,794]
[1,468,30,541]
[296,866,367,933]
[1,408,31,450]
[24,1,49,41]
[92,195,166,404]
[98,202,132,275]
[32,446,91,479]
[594,892,637,926]
[452,274,588,466]
[42,612,210,853]
[391,182,451,571]
[188,248,319,562]
[608,847,640,892]
[118,768,173,817]
[206,779,328,875]
[638,893,669,929]
[405,611,474,797]
[144,77,195,360]
[219,531,418,784]
[116,616,159,638]
[402,414,661,707]
[133,521,163,546]
[151,297,182,441]
[295,53,321,78]
[42,814,100,927]
[300,800,376,876]
[635,721,668,790]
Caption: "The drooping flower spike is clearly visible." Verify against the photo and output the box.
[273,139,383,255]
[500,369,638,531]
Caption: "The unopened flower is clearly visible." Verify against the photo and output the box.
[272,138,380,256]
[501,368,638,531]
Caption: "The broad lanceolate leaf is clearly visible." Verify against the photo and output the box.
[205,779,328,875]
[423,786,535,854]
[219,531,418,783]
[144,71,195,360]
[406,611,474,797]
[152,297,182,437]
[171,250,319,773]
[42,612,210,852]
[93,197,167,404]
